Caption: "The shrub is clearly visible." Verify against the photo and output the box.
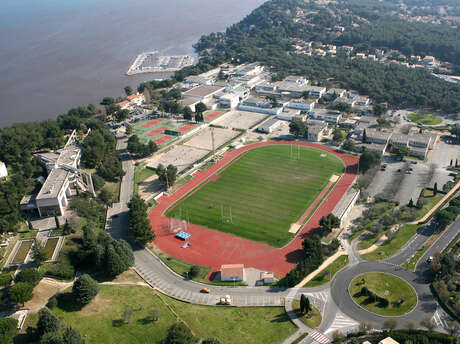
[189,265,201,279]
[15,268,42,286]
[0,317,18,344]
[0,273,12,287]
[72,274,99,306]
[37,307,60,337]
[8,282,34,306]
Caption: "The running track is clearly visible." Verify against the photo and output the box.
[148,141,359,278]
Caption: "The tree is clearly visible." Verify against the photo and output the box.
[15,268,42,286]
[189,265,200,279]
[405,320,415,330]
[195,102,207,117]
[289,121,307,138]
[202,339,221,344]
[37,307,60,337]
[124,86,133,96]
[128,195,155,245]
[100,97,115,105]
[156,164,178,190]
[373,103,387,116]
[434,209,456,229]
[148,309,160,322]
[335,102,352,113]
[99,188,114,206]
[114,109,130,123]
[449,124,460,140]
[420,317,436,331]
[408,199,414,207]
[391,145,410,159]
[40,332,63,344]
[359,321,373,332]
[332,128,345,145]
[164,323,197,344]
[362,128,368,143]
[300,294,311,314]
[319,214,340,232]
[125,124,133,136]
[183,106,193,121]
[0,317,18,344]
[9,282,33,307]
[359,151,381,172]
[383,318,398,330]
[31,241,48,266]
[72,274,99,306]
[105,246,126,277]
[377,118,391,128]
[342,139,356,152]
[62,327,85,344]
[433,182,438,195]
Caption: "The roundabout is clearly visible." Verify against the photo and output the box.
[349,272,417,317]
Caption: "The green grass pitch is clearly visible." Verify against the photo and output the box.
[167,145,344,247]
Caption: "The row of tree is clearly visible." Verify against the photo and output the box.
[128,195,155,245]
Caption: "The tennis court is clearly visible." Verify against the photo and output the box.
[177,124,196,134]
[154,135,174,146]
[204,110,227,122]
[146,126,167,137]
[141,118,164,128]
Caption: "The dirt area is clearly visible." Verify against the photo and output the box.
[138,175,162,200]
[102,269,148,286]
[213,110,268,130]
[144,145,209,172]
[25,278,73,312]
[183,127,239,151]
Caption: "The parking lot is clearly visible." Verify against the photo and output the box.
[213,110,268,130]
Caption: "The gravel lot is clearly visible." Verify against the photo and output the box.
[214,110,268,130]
[183,127,239,151]
[146,145,209,172]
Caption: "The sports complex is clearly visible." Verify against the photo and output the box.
[149,141,359,277]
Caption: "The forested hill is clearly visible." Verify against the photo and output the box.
[193,0,460,113]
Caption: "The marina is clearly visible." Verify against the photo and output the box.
[126,51,195,75]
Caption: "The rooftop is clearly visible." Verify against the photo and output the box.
[220,264,244,278]
[379,337,400,344]
[183,85,224,98]
[36,168,70,200]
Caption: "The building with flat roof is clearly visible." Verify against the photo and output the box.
[307,124,328,142]
[29,130,95,218]
[287,99,316,112]
[0,161,7,179]
[364,129,392,145]
[184,74,215,86]
[309,109,342,124]
[326,88,347,98]
[182,85,225,100]
[239,97,285,115]
[332,187,360,228]
[219,93,240,109]
[179,98,201,112]
[220,264,245,282]
[257,118,282,133]
[308,86,327,98]
[379,337,400,344]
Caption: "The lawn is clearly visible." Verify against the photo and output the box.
[292,300,322,328]
[43,237,60,260]
[11,240,33,264]
[303,255,349,287]
[167,145,344,247]
[362,225,420,261]
[349,272,417,316]
[407,113,443,125]
[47,285,296,344]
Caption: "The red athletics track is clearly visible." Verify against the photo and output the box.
[148,141,359,278]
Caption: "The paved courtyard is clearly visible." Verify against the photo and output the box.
[183,127,240,151]
[146,145,209,172]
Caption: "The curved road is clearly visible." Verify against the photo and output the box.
[107,134,459,343]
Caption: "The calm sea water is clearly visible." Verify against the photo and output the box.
[0,0,265,127]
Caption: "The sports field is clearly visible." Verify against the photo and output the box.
[407,112,443,125]
[166,145,344,247]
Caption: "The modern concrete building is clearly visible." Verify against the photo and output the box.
[332,187,360,228]
[309,109,342,124]
[239,97,285,115]
[307,124,327,142]
[257,118,282,133]
[0,161,7,179]
[287,99,316,112]
[28,130,95,218]
[219,93,240,109]
[182,85,225,101]
[308,86,327,98]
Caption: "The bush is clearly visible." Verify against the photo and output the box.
[45,255,76,280]
[164,323,197,344]
[8,282,34,306]
[189,265,201,279]
[15,268,42,286]
[0,317,18,344]
[72,274,99,306]
[0,272,12,287]
[37,307,60,337]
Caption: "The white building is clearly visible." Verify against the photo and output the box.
[257,118,282,133]
[219,93,240,109]
[309,109,342,124]
[308,86,327,98]
[287,99,316,112]
[307,124,328,142]
[0,161,7,179]
[239,97,285,115]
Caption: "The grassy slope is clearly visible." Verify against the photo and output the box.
[349,272,417,316]
[167,146,344,247]
[43,238,59,259]
[303,255,349,287]
[47,285,296,344]
[362,225,420,261]
[292,300,322,328]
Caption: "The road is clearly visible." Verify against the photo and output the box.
[106,134,459,344]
